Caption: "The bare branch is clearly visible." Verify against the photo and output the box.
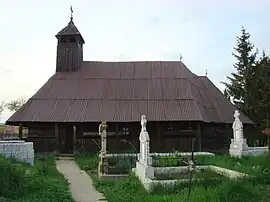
[0,101,4,117]
[5,97,27,112]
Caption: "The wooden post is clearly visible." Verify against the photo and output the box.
[115,123,119,153]
[55,124,59,153]
[157,122,162,151]
[197,123,202,152]
[19,123,23,139]
[73,125,76,154]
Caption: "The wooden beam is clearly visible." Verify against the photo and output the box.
[55,124,59,153]
[19,123,23,139]
[197,123,202,152]
[157,122,162,151]
[115,123,119,153]
[73,125,76,154]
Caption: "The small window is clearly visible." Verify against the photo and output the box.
[60,38,67,43]
[69,38,76,43]
[120,127,129,135]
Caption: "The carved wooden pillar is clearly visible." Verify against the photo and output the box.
[19,123,23,139]
[55,124,59,153]
[73,125,76,154]
[197,123,202,152]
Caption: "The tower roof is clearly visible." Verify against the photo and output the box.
[55,8,85,43]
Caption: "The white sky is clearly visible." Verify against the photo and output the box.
[1,0,270,122]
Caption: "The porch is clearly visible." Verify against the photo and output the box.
[24,121,234,154]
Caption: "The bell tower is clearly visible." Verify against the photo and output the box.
[55,6,85,72]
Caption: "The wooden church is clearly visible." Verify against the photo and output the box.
[6,12,254,154]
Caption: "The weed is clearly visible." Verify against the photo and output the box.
[0,154,74,202]
[75,153,270,202]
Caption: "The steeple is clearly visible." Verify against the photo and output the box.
[55,6,85,72]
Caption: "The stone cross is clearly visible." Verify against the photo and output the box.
[232,110,243,141]
[99,121,107,154]
[141,115,147,132]
[229,110,248,157]
[139,115,151,166]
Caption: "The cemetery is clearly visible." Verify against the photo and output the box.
[1,109,270,201]
[92,113,260,192]
[74,112,270,201]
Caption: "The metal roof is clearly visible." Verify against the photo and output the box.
[6,61,254,124]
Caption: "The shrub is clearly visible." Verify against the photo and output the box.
[0,155,27,199]
[0,154,73,202]
[152,155,183,167]
[75,153,99,171]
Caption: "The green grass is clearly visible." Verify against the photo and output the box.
[0,154,74,202]
[154,169,224,180]
[195,154,270,176]
[75,153,270,202]
[0,125,7,133]
[150,154,270,176]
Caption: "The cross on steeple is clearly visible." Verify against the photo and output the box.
[70,6,73,20]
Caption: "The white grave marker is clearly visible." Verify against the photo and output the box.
[135,115,154,180]
[99,121,107,154]
[229,110,248,157]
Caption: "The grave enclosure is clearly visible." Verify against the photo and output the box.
[229,110,269,157]
[133,114,248,192]
[0,140,35,165]
[96,111,268,192]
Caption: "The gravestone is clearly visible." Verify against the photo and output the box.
[99,121,107,155]
[138,115,151,166]
[229,110,248,157]
[98,121,108,178]
[136,115,154,179]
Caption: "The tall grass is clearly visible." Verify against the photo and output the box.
[0,154,74,202]
[75,153,270,202]
[195,154,270,175]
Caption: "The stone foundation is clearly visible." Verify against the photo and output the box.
[135,165,249,192]
[229,138,249,157]
[0,140,34,166]
[247,146,268,156]
[135,161,154,180]
[105,152,215,158]
[229,139,268,157]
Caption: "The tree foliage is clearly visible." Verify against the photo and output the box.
[222,27,257,114]
[5,97,27,112]
[0,101,4,117]
[223,27,270,129]
[252,53,270,128]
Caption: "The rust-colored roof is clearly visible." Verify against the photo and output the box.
[6,61,253,124]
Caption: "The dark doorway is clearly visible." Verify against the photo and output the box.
[58,124,73,154]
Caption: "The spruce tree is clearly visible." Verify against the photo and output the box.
[222,26,257,116]
[253,52,270,128]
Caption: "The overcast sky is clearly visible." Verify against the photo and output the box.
[1,0,270,122]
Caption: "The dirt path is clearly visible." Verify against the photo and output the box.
[56,159,107,202]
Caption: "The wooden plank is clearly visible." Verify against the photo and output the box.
[55,124,59,153]
[73,125,76,153]
[19,124,23,139]
[197,123,202,152]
